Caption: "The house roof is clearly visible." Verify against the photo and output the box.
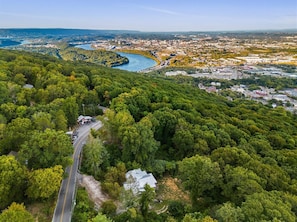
[77,115,92,122]
[23,84,34,89]
[123,168,157,194]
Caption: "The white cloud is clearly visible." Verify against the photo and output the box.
[141,6,182,16]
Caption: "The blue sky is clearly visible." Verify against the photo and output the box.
[0,0,296,31]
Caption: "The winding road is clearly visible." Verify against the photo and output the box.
[52,121,103,222]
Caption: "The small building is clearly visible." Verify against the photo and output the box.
[77,115,92,125]
[123,168,157,194]
[23,84,34,89]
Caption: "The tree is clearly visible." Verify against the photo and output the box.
[168,200,186,219]
[101,181,121,200]
[111,88,151,121]
[210,147,251,169]
[178,155,222,208]
[0,102,17,122]
[26,165,64,200]
[121,117,159,168]
[99,110,135,145]
[215,202,244,222]
[120,188,140,210]
[32,112,54,131]
[153,108,177,145]
[0,156,27,209]
[241,191,295,222]
[53,109,68,131]
[0,123,5,141]
[18,129,73,169]
[72,188,96,222]
[88,213,113,222]
[244,159,290,192]
[13,73,27,86]
[81,136,109,179]
[139,184,156,218]
[15,105,27,118]
[182,213,218,222]
[113,207,144,222]
[101,200,117,217]
[172,128,194,159]
[0,81,9,104]
[62,96,79,126]
[0,202,34,222]
[0,117,32,154]
[104,162,126,186]
[222,166,265,204]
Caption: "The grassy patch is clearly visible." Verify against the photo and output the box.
[27,200,56,222]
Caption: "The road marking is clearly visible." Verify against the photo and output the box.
[60,164,73,222]
[59,133,85,221]
[57,122,102,221]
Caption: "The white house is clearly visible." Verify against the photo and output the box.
[123,169,157,194]
[77,115,92,125]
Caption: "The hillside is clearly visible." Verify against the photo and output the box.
[0,48,297,221]
[11,43,129,67]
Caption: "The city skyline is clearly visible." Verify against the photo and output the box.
[0,0,296,32]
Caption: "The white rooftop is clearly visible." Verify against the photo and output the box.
[123,168,157,194]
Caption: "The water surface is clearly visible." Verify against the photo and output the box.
[75,44,156,72]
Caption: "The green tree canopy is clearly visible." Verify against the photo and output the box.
[81,136,109,179]
[88,213,113,222]
[121,117,159,168]
[0,156,27,209]
[139,184,156,218]
[62,96,79,126]
[99,109,135,145]
[215,202,244,222]
[0,117,32,154]
[18,129,73,169]
[26,165,64,200]
[0,202,34,222]
[178,155,222,207]
[241,191,296,222]
[222,166,265,204]
[32,112,55,131]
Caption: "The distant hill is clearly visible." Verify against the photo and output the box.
[0,28,140,39]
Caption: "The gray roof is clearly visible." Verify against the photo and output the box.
[123,168,157,194]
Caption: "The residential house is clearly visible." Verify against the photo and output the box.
[123,168,157,194]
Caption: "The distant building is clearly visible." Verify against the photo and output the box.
[77,115,92,125]
[23,84,34,89]
[123,168,157,194]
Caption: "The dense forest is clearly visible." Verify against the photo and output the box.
[0,48,297,221]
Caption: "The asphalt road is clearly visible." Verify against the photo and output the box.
[52,121,103,222]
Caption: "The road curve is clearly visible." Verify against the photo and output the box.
[52,121,102,222]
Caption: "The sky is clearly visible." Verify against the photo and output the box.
[0,0,296,32]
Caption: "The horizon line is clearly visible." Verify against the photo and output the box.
[0,27,297,33]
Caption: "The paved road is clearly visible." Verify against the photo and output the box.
[52,121,103,222]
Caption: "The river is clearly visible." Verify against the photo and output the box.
[0,39,22,48]
[75,44,157,72]
[114,52,157,72]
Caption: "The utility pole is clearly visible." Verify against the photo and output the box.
[82,104,85,116]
